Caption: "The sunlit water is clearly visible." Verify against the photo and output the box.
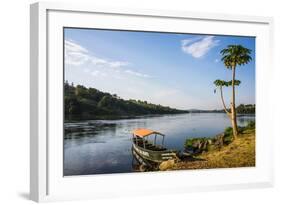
[64,113,255,176]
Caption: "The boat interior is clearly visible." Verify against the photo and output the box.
[133,136,167,151]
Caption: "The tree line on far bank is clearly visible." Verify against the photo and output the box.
[64,81,187,120]
[64,81,255,121]
[207,104,255,114]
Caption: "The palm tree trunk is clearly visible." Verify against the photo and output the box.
[219,86,231,118]
[231,66,238,139]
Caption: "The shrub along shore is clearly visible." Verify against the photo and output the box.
[170,121,255,170]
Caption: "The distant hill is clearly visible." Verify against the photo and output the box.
[64,82,188,120]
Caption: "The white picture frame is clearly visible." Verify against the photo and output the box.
[30,2,274,202]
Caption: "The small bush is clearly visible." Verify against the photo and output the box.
[223,127,235,144]
[185,139,194,148]
[225,126,246,135]
[224,127,233,136]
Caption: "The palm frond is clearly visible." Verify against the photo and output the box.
[220,45,252,69]
[213,79,241,87]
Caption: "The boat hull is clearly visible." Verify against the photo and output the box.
[132,143,178,163]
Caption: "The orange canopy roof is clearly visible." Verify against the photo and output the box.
[132,128,164,138]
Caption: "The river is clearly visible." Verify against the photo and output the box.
[64,113,255,176]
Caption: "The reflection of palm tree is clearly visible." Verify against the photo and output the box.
[214,45,252,139]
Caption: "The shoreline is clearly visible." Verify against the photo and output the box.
[64,112,255,123]
[172,128,255,170]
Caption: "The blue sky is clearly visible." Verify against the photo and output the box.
[64,28,255,110]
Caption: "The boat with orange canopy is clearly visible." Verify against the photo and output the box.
[132,128,179,163]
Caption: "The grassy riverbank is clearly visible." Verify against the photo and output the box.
[173,128,255,170]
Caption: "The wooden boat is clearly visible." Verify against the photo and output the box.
[132,128,179,163]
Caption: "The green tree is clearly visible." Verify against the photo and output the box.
[64,82,188,120]
[97,96,112,108]
[65,97,81,116]
[75,85,88,98]
[214,45,252,139]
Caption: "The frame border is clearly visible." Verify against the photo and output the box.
[30,2,274,202]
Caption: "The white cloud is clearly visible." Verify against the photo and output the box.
[181,36,219,58]
[91,70,107,77]
[125,70,151,78]
[84,68,90,73]
[65,39,128,69]
[109,61,130,68]
[214,59,219,63]
[65,39,88,53]
[91,70,100,77]
[65,51,90,66]
[181,37,202,46]
[65,39,150,78]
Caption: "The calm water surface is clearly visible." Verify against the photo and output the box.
[64,113,255,176]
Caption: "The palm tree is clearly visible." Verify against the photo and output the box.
[214,45,252,139]
[214,79,241,118]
